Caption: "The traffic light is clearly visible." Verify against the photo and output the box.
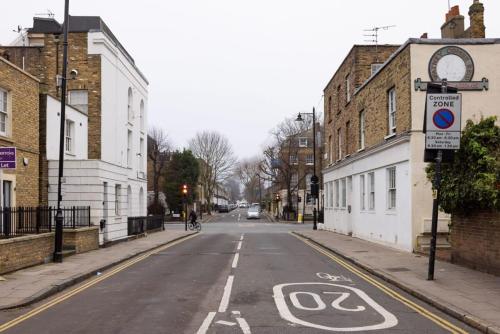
[182,184,188,195]
[275,193,281,201]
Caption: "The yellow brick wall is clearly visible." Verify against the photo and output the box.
[0,58,40,207]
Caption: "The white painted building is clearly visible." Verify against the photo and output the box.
[33,17,149,244]
[322,38,500,252]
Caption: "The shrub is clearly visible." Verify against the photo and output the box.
[426,117,499,214]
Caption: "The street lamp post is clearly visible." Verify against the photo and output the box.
[296,107,319,230]
[54,0,71,263]
[257,174,263,209]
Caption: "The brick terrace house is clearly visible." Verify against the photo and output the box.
[0,16,149,244]
[0,57,40,209]
[321,0,499,252]
[275,127,323,219]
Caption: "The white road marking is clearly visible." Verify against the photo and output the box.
[238,214,241,221]
[216,320,237,326]
[232,253,240,269]
[196,312,216,334]
[231,310,241,315]
[273,282,398,332]
[236,316,252,334]
[218,275,234,312]
[240,234,244,241]
[237,241,242,250]
[290,292,326,311]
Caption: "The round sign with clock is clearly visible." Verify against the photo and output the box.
[428,46,474,82]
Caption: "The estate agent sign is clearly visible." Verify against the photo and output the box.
[0,147,16,169]
[425,94,462,150]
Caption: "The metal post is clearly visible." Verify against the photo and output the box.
[258,174,262,208]
[54,0,70,263]
[312,107,318,230]
[184,197,188,231]
[428,150,442,280]
[428,79,448,280]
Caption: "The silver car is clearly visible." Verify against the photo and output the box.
[246,206,261,219]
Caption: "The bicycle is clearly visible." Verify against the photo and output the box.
[188,220,202,232]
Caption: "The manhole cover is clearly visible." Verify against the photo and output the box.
[386,267,410,272]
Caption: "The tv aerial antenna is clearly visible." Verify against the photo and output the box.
[35,9,55,18]
[364,25,396,62]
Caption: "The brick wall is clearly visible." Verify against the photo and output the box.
[0,32,102,161]
[63,226,99,253]
[323,45,399,164]
[450,211,500,276]
[355,46,412,148]
[0,233,53,274]
[0,58,40,207]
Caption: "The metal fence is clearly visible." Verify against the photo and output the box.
[0,206,91,239]
[127,215,164,236]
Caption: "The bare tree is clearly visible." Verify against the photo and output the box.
[148,127,172,213]
[189,131,237,214]
[261,117,312,219]
[237,157,263,203]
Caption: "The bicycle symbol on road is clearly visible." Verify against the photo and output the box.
[316,272,352,283]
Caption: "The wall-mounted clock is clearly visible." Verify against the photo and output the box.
[429,46,474,82]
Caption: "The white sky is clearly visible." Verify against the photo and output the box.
[2,0,499,159]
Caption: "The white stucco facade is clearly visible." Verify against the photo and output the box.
[47,30,148,244]
[322,40,500,252]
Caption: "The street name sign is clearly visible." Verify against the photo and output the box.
[0,147,16,169]
[425,94,462,150]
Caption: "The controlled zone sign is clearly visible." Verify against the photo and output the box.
[425,94,461,150]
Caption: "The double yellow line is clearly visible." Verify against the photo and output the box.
[0,233,199,333]
[294,234,468,334]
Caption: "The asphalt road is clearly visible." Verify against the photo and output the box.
[0,209,479,333]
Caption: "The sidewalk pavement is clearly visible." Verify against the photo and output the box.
[0,229,197,310]
[295,230,500,334]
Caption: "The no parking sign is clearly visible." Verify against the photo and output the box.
[425,94,462,150]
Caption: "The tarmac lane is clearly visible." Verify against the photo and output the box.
[201,232,480,334]
[0,221,481,334]
[0,233,239,334]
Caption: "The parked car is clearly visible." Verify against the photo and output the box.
[218,204,229,213]
[246,206,261,219]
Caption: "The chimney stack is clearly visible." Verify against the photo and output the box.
[441,5,465,38]
[468,0,485,38]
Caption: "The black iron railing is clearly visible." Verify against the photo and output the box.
[0,206,91,239]
[127,215,164,236]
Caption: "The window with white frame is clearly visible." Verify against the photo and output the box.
[127,87,133,122]
[337,128,342,160]
[328,135,333,163]
[387,167,397,209]
[127,130,132,167]
[388,88,396,135]
[341,178,347,208]
[0,88,8,136]
[299,137,308,147]
[360,174,366,210]
[334,180,339,208]
[359,110,365,149]
[139,137,144,172]
[305,154,314,165]
[325,182,330,208]
[368,172,375,210]
[68,90,88,114]
[140,99,145,132]
[346,74,351,103]
[115,184,121,216]
[306,174,312,191]
[289,155,298,165]
[328,181,334,208]
[65,119,74,154]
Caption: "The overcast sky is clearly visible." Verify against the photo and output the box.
[2,0,499,160]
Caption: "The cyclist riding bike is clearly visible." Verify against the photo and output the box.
[188,210,201,232]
